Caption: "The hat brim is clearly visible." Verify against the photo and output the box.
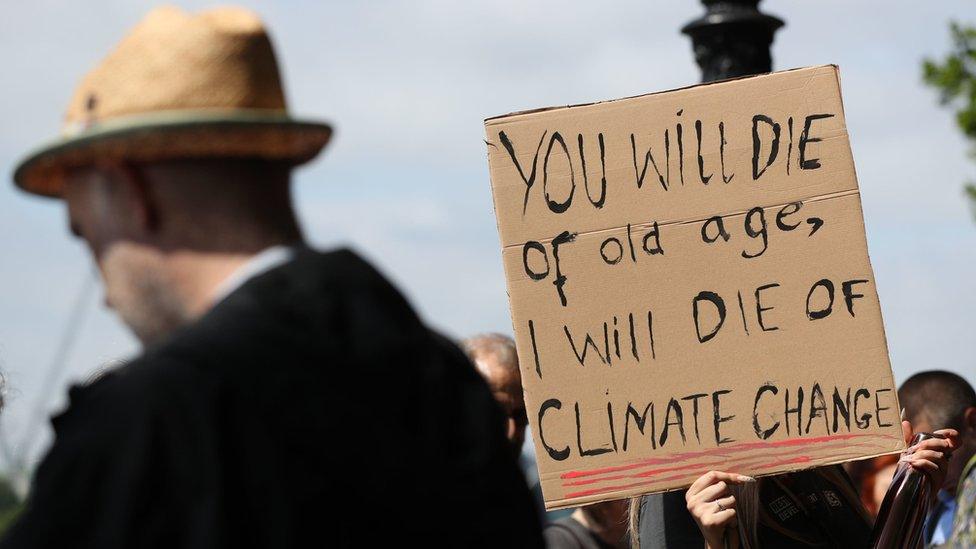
[13,110,333,198]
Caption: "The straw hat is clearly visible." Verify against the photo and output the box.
[13,5,332,198]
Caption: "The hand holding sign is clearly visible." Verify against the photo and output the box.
[685,471,755,547]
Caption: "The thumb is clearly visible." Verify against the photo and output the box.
[901,419,913,446]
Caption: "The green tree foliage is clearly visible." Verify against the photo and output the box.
[923,22,976,218]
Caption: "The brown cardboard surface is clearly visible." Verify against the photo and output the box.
[484,65,905,510]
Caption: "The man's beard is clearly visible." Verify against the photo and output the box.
[108,261,190,348]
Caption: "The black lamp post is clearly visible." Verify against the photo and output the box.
[682,0,784,83]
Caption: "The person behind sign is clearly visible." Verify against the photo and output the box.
[2,6,542,547]
[462,333,530,460]
[462,333,545,516]
[633,419,956,548]
[546,500,630,549]
[898,371,976,545]
[948,444,976,546]
[463,332,581,527]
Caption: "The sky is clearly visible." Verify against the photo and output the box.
[0,0,974,475]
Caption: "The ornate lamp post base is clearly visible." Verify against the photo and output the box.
[682,0,784,83]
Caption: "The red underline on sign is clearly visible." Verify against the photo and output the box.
[559,433,895,481]
[563,455,819,499]
[564,454,825,498]
[560,442,876,487]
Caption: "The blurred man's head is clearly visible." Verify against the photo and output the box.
[65,158,301,345]
[462,333,527,457]
[899,370,976,494]
[14,6,330,347]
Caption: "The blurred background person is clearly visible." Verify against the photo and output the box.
[1,7,542,547]
[898,370,976,546]
[545,500,630,549]
[948,445,976,546]
[462,333,528,460]
[463,332,577,528]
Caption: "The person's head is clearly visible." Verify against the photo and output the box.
[13,6,332,344]
[899,370,976,494]
[461,333,527,457]
[65,158,301,345]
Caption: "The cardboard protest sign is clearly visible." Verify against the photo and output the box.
[484,65,905,509]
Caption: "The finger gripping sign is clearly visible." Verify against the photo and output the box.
[484,66,905,510]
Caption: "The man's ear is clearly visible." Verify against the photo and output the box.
[106,161,158,235]
[965,406,976,437]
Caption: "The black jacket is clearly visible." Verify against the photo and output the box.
[2,248,542,548]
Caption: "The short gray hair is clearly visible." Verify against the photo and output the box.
[460,333,519,374]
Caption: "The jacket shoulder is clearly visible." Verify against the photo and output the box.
[50,350,206,441]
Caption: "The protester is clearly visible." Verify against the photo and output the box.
[545,500,630,549]
[948,452,976,546]
[461,333,528,460]
[2,6,542,547]
[462,333,566,523]
[898,370,976,546]
[633,419,956,548]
